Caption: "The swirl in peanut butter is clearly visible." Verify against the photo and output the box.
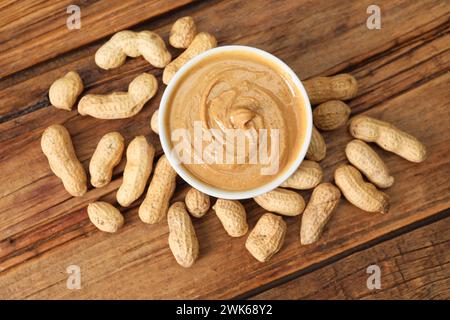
[166,51,307,191]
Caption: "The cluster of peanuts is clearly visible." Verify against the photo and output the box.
[243,73,427,261]
[41,16,427,268]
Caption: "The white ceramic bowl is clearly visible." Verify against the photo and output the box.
[159,45,312,199]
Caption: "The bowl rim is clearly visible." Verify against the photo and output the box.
[158,45,312,200]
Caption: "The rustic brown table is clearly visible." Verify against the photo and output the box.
[0,0,449,299]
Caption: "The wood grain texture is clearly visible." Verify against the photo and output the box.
[1,0,448,122]
[251,213,450,300]
[0,0,195,78]
[0,0,449,299]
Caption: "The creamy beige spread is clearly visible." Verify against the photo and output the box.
[164,50,307,191]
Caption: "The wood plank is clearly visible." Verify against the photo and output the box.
[349,24,450,114]
[251,213,450,300]
[0,0,196,78]
[0,0,449,299]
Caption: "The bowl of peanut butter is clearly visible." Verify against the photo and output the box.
[159,45,312,199]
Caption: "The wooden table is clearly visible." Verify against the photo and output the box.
[0,0,449,299]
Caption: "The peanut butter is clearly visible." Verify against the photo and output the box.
[164,50,308,191]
